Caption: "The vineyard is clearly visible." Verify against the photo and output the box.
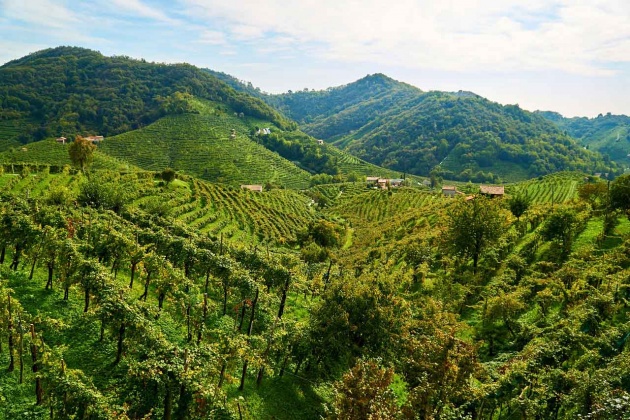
[0,139,139,171]
[170,179,316,244]
[98,109,313,189]
[331,187,440,223]
[0,169,316,246]
[505,171,584,204]
[0,118,28,152]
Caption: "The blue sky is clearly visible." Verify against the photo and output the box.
[1,0,629,117]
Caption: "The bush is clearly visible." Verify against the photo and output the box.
[78,179,130,213]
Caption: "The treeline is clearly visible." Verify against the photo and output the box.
[0,47,295,143]
[255,130,340,175]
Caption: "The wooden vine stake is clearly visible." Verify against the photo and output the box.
[30,324,43,405]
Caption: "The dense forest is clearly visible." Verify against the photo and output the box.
[252,74,617,182]
[538,111,630,165]
[0,47,295,144]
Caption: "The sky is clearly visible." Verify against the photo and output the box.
[1,0,629,118]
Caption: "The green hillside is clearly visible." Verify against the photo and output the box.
[0,48,410,188]
[0,139,140,172]
[262,74,615,182]
[538,111,630,166]
[0,46,295,143]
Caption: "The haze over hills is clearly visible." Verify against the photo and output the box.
[537,111,630,167]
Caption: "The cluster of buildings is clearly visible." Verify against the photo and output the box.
[366,176,405,189]
[55,135,104,145]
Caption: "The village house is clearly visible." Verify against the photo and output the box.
[240,184,263,193]
[442,185,457,197]
[366,176,380,187]
[389,178,404,187]
[55,136,67,144]
[317,139,324,145]
[85,135,104,144]
[479,185,505,198]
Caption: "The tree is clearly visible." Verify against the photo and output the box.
[610,174,630,215]
[68,136,96,172]
[161,168,176,185]
[328,359,401,420]
[508,193,531,220]
[541,206,578,257]
[446,197,506,273]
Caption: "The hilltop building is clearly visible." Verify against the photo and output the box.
[241,184,263,193]
[55,137,67,144]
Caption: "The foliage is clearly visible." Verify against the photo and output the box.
[508,193,531,220]
[160,168,176,184]
[68,136,96,171]
[262,74,616,181]
[610,174,630,214]
[539,110,630,165]
[328,359,401,419]
[0,46,294,143]
[446,197,508,271]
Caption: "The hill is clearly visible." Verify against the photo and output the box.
[538,110,630,166]
[0,46,295,144]
[261,74,615,182]
[0,48,410,187]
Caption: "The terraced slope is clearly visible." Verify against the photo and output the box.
[0,139,140,171]
[0,119,28,151]
[99,112,312,188]
[0,169,316,245]
[505,172,584,204]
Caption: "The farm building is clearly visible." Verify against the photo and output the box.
[241,184,263,193]
[317,139,324,145]
[85,135,104,144]
[479,185,504,198]
[442,185,457,197]
[366,176,380,187]
[55,137,67,144]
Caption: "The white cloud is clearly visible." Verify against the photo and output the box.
[196,30,227,45]
[1,0,80,29]
[180,0,630,76]
[109,0,179,24]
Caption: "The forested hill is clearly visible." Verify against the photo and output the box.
[260,74,615,182]
[538,111,630,165]
[0,46,295,144]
